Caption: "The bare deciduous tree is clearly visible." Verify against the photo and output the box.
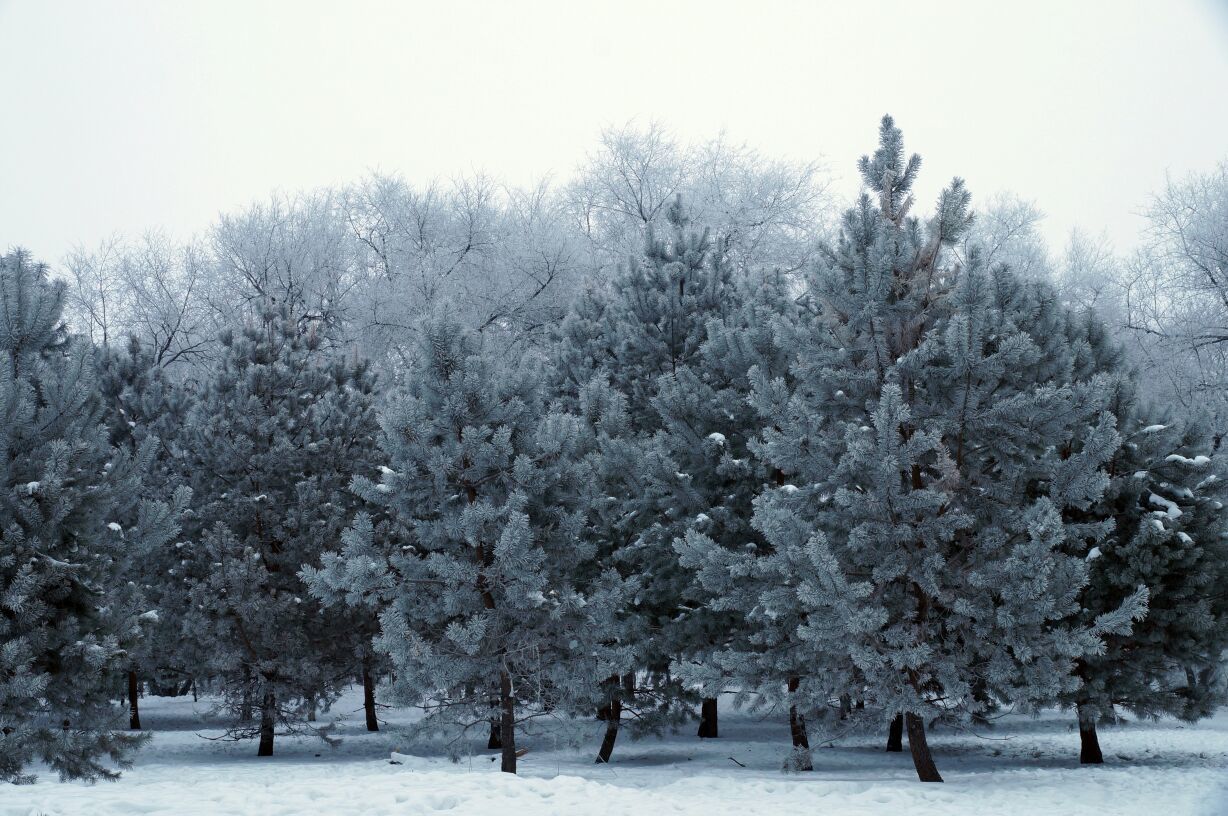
[64,231,214,369]
[1122,164,1228,433]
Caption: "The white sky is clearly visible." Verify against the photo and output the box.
[2,0,1227,266]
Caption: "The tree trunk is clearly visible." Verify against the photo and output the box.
[487,681,503,749]
[787,676,813,771]
[191,678,198,702]
[257,692,276,757]
[886,713,904,752]
[1079,706,1104,765]
[127,669,141,730]
[905,712,942,782]
[362,661,379,732]
[307,696,317,722]
[839,693,853,719]
[697,697,719,738]
[498,670,516,774]
[595,686,622,763]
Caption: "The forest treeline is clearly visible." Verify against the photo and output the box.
[2,117,1227,785]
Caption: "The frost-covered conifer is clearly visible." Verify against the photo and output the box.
[309,312,628,773]
[656,269,804,740]
[551,197,761,753]
[96,337,196,726]
[1065,379,1228,763]
[681,118,1146,782]
[0,251,181,782]
[554,195,731,428]
[178,309,381,756]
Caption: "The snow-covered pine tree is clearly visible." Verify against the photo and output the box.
[568,374,691,761]
[554,195,732,429]
[96,336,197,727]
[681,117,1146,782]
[0,251,182,783]
[656,268,805,741]
[308,311,629,774]
[1065,375,1228,763]
[550,196,752,755]
[177,309,381,756]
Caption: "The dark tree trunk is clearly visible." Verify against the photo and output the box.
[362,661,379,732]
[127,669,141,730]
[596,673,633,763]
[1079,707,1104,765]
[257,692,276,757]
[839,693,853,719]
[697,697,719,738]
[886,713,904,752]
[487,680,503,749]
[905,713,942,782]
[190,678,198,702]
[307,696,317,722]
[595,688,622,763]
[787,676,813,771]
[498,670,516,774]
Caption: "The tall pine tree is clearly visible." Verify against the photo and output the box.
[1065,375,1228,763]
[551,197,757,757]
[96,336,196,728]
[0,251,181,782]
[682,118,1146,781]
[308,312,628,773]
[178,309,381,756]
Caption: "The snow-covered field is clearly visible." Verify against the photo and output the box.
[6,690,1228,816]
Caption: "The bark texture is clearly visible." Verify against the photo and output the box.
[1079,706,1104,765]
[257,692,276,757]
[886,713,904,752]
[362,661,379,732]
[127,669,141,731]
[786,676,813,771]
[697,697,719,739]
[499,670,516,773]
[905,712,942,782]
[595,688,622,764]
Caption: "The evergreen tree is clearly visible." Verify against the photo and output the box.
[655,269,805,741]
[96,336,197,727]
[308,312,628,774]
[1066,380,1228,763]
[555,195,732,428]
[681,118,1146,782]
[0,251,181,782]
[550,197,749,757]
[177,310,380,756]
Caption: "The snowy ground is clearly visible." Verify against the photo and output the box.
[6,689,1228,816]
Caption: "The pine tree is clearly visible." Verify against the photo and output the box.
[555,195,732,428]
[1065,377,1228,763]
[681,118,1146,782]
[656,269,805,741]
[308,311,628,773]
[96,337,197,727]
[0,251,181,782]
[550,196,759,757]
[177,309,381,756]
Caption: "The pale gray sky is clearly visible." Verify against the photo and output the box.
[2,0,1227,265]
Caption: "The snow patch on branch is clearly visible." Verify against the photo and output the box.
[1165,454,1210,467]
[1148,493,1182,519]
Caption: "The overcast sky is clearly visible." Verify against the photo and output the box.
[2,0,1227,266]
